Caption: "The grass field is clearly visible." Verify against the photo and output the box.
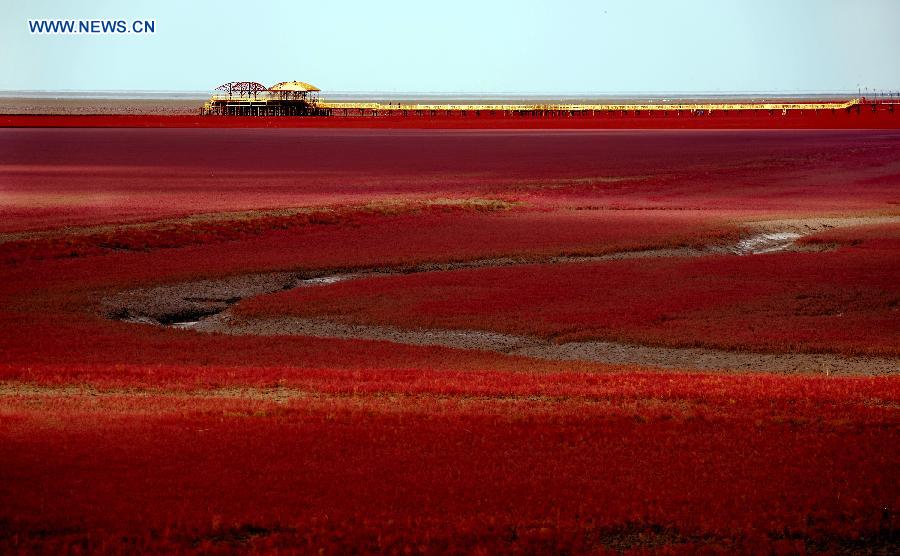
[1,127,898,553]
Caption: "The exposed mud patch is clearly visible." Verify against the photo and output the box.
[731,215,900,255]
[200,314,537,353]
[99,219,849,328]
[101,272,301,324]
[101,250,726,326]
[103,264,898,376]
[513,337,898,376]
[746,215,900,235]
[102,217,900,376]
[188,315,898,376]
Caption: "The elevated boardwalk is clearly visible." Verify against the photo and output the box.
[203,95,885,118]
[318,98,862,113]
[200,79,900,118]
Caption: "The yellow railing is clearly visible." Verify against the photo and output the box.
[203,97,864,114]
[316,98,861,112]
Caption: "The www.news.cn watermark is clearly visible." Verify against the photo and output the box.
[28,19,156,34]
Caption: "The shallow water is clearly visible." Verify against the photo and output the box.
[297,274,358,287]
[732,232,802,255]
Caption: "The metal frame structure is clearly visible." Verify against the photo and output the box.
[214,81,269,99]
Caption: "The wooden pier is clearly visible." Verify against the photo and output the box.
[201,81,900,118]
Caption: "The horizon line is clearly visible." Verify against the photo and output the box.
[1,88,888,96]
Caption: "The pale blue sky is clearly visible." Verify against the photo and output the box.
[3,0,899,93]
